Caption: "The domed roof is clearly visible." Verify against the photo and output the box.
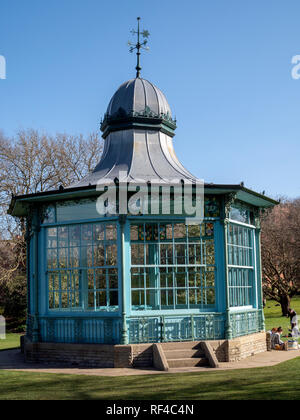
[106,78,172,118]
[100,78,176,139]
[68,77,196,189]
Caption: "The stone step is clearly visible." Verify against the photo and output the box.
[167,357,209,368]
[164,349,205,359]
[160,341,202,351]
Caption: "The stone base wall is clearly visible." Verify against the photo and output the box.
[24,337,154,368]
[24,338,115,368]
[23,332,268,368]
[227,332,267,362]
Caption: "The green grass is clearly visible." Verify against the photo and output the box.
[0,297,299,400]
[264,296,300,337]
[0,333,21,351]
[0,357,300,400]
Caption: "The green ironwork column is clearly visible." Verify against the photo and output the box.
[31,209,40,343]
[119,215,128,345]
[25,219,31,338]
[223,193,236,339]
[255,212,265,331]
[223,218,232,339]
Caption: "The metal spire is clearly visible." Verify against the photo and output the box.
[128,17,150,78]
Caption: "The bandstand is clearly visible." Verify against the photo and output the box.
[9,20,277,367]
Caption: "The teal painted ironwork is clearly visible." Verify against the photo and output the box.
[128,313,225,344]
[230,310,263,338]
[39,316,122,344]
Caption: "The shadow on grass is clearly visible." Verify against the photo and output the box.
[0,347,20,353]
[0,357,300,400]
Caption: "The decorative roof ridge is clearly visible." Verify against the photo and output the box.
[101,106,176,126]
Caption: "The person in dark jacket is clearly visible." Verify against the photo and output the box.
[271,327,288,350]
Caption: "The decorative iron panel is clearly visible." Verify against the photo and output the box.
[230,310,262,338]
[128,313,225,344]
[39,317,122,344]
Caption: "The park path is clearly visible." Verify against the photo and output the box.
[0,348,299,377]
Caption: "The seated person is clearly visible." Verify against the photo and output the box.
[291,325,300,337]
[287,309,299,337]
[270,327,277,336]
[271,327,287,350]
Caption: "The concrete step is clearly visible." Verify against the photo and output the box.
[167,357,209,368]
[164,349,205,359]
[161,341,202,351]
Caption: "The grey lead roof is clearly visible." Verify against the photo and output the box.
[71,129,197,188]
[105,78,172,117]
[69,78,197,188]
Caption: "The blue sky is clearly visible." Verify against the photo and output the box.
[0,0,299,199]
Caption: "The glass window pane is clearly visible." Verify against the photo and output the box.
[106,244,117,266]
[88,269,94,290]
[106,224,117,240]
[93,224,105,241]
[61,292,68,308]
[47,228,57,248]
[47,249,57,269]
[109,291,118,306]
[188,224,200,239]
[130,225,139,241]
[160,244,173,265]
[206,288,215,305]
[95,269,106,289]
[58,226,68,247]
[94,244,105,266]
[132,290,144,307]
[58,248,68,268]
[175,272,186,287]
[81,224,93,244]
[189,289,197,305]
[69,247,80,267]
[88,292,95,308]
[61,272,68,290]
[81,246,93,267]
[145,290,158,309]
[229,205,250,224]
[175,244,186,264]
[176,289,186,306]
[131,244,144,265]
[173,223,186,239]
[166,224,173,240]
[49,293,54,309]
[42,205,56,224]
[109,272,118,289]
[96,291,106,307]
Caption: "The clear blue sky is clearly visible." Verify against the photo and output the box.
[0,0,299,199]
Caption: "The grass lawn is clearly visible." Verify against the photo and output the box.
[264,296,300,337]
[0,333,21,351]
[0,357,299,400]
[0,298,299,400]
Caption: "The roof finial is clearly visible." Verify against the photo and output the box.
[128,17,150,78]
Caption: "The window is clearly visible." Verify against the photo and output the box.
[229,204,254,225]
[227,223,254,307]
[46,222,118,311]
[130,222,216,310]
[41,198,100,224]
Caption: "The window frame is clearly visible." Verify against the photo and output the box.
[227,220,256,309]
[45,220,119,313]
[129,221,217,312]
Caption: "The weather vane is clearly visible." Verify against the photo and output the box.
[128,17,150,78]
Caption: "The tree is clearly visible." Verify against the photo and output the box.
[0,129,103,322]
[261,198,300,316]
